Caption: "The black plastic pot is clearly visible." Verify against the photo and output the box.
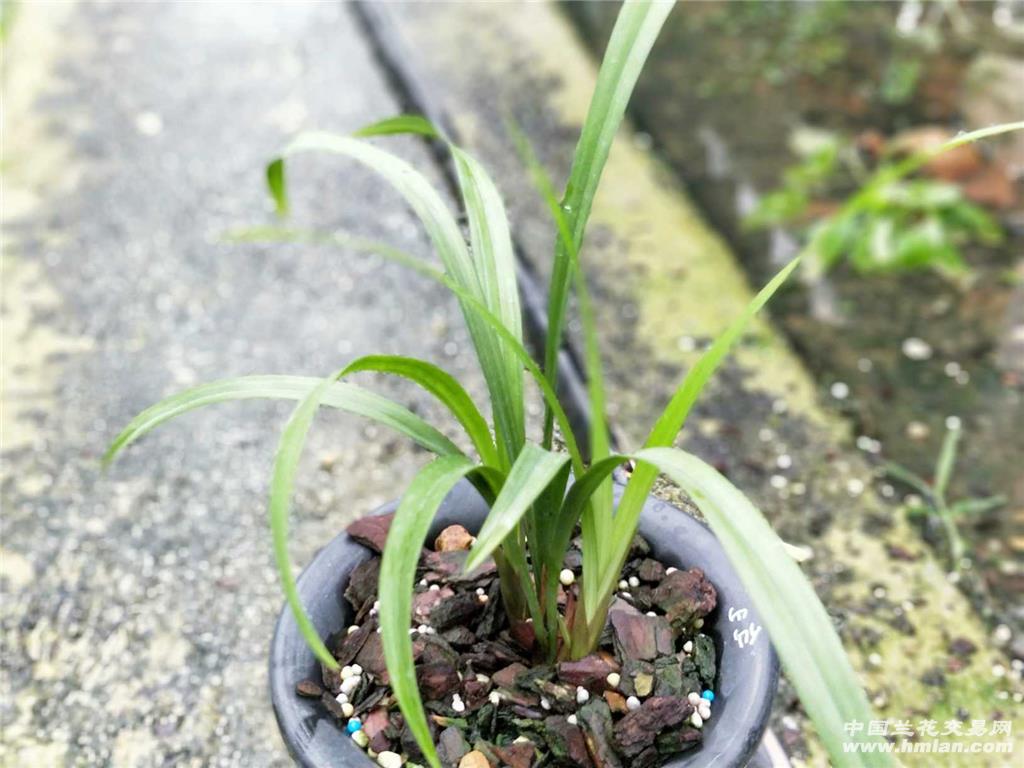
[270,480,778,767]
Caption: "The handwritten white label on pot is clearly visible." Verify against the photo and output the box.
[727,607,748,622]
[727,606,763,648]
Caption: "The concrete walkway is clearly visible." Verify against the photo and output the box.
[3,3,488,765]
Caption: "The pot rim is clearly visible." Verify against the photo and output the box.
[269,479,778,767]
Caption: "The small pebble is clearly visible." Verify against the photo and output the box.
[351,730,369,748]
[628,576,640,588]
[683,641,694,653]
[340,676,361,695]
[350,664,362,676]
[618,580,629,591]
[698,703,711,720]
[540,697,551,711]
[478,594,489,604]
[476,673,490,683]
[452,695,466,713]
[694,619,704,629]
[857,357,873,372]
[620,591,632,599]
[559,569,576,586]
[341,702,355,718]
[665,567,677,575]
[993,624,1012,645]
[701,690,714,702]
[429,584,440,592]
[902,337,933,361]
[347,625,360,635]
[377,751,403,768]
[646,611,657,617]
[334,692,348,704]
[341,666,355,680]
[476,587,485,595]
[906,421,930,441]
[690,712,704,728]
[776,454,792,469]
[567,714,578,726]
[830,381,850,400]
[687,692,701,706]
[346,717,363,734]
[576,686,590,704]
[626,696,641,711]
[945,415,961,431]
[418,579,428,587]
[488,691,502,705]
[769,474,788,490]
[606,672,621,689]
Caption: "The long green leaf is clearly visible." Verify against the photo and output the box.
[507,117,615,615]
[268,373,347,669]
[633,447,890,767]
[450,144,526,465]
[465,442,571,572]
[380,455,478,768]
[231,226,585,477]
[103,375,460,466]
[594,253,802,618]
[542,0,675,443]
[352,116,527,465]
[268,131,524,472]
[340,355,498,467]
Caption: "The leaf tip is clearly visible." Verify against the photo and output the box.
[266,157,289,217]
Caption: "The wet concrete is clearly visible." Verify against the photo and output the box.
[2,2,490,765]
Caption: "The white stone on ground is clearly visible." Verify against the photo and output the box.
[691,712,704,728]
[351,730,370,748]
[377,751,403,768]
[559,569,575,586]
[576,686,589,704]
[606,672,621,689]
[626,696,641,711]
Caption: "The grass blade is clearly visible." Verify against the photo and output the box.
[103,375,461,466]
[268,373,347,670]
[231,226,586,477]
[464,442,570,572]
[341,355,499,467]
[451,144,526,464]
[380,455,478,768]
[594,254,802,619]
[507,118,615,614]
[883,461,933,499]
[354,115,440,139]
[633,447,890,767]
[542,0,675,441]
[949,495,1006,517]
[933,422,961,502]
[268,131,524,470]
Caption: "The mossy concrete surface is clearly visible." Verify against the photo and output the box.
[369,2,1022,764]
